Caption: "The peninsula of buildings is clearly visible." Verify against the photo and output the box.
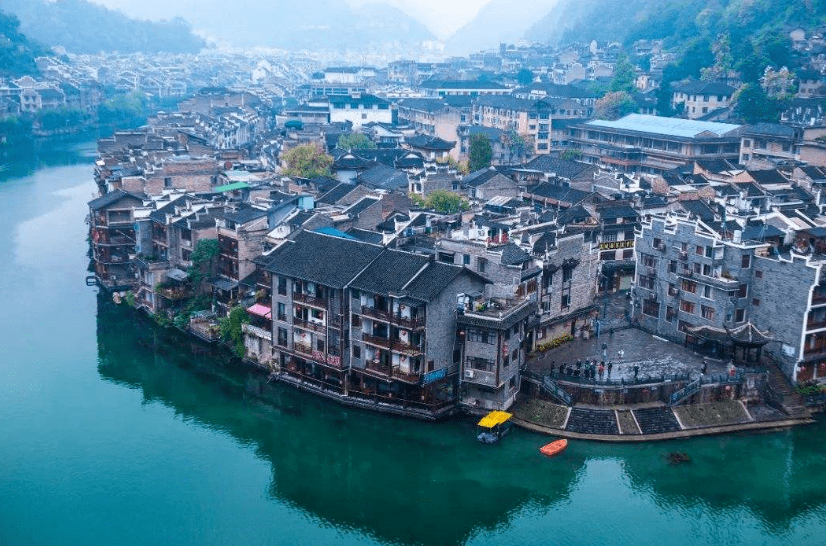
[83,30,826,439]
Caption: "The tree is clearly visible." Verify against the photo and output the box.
[609,54,636,94]
[410,190,469,214]
[517,68,534,86]
[559,150,582,161]
[469,133,492,172]
[337,133,376,150]
[187,239,219,287]
[594,91,637,120]
[733,83,781,124]
[502,129,528,165]
[281,144,333,178]
[219,305,250,358]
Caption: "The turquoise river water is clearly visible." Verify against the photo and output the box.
[2,138,826,546]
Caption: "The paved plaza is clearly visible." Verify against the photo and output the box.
[528,326,732,382]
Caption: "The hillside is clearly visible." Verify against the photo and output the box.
[0,9,46,77]
[527,0,826,50]
[444,0,559,55]
[4,0,204,54]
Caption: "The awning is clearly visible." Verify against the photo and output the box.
[213,181,251,193]
[477,410,512,429]
[209,276,239,292]
[247,303,272,319]
[166,268,189,282]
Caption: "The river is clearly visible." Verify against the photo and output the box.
[1,138,826,546]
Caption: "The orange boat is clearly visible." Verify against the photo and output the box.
[540,439,568,457]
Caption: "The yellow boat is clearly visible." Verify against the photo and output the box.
[476,411,513,443]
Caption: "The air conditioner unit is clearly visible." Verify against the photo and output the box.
[464,369,475,379]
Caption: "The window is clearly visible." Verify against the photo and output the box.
[638,274,655,290]
[463,254,470,265]
[623,249,634,259]
[680,301,695,314]
[666,306,676,322]
[561,294,571,309]
[681,279,697,293]
[277,327,287,347]
[277,277,287,296]
[438,252,455,263]
[752,298,760,306]
[361,113,367,119]
[351,314,361,328]
[164,177,173,188]
[562,267,573,282]
[604,232,618,242]
[735,308,745,322]
[316,338,325,352]
[701,305,715,320]
[642,254,657,268]
[277,303,286,321]
[353,345,361,359]
[653,237,662,248]
[643,299,660,317]
[696,245,704,255]
[509,376,516,389]
[543,272,553,289]
[703,285,712,299]
[669,260,677,274]
[693,262,702,274]
[741,254,751,268]
[755,270,763,279]
[477,257,487,273]
[738,284,748,298]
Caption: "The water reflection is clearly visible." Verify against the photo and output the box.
[0,133,98,181]
[95,295,586,545]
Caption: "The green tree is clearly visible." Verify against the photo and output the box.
[187,239,219,287]
[517,68,534,86]
[469,133,492,172]
[733,83,782,123]
[337,133,377,150]
[594,91,637,120]
[609,54,636,93]
[281,144,333,178]
[559,150,582,161]
[410,190,469,214]
[219,305,250,358]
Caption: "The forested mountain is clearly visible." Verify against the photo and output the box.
[4,0,204,54]
[0,9,46,77]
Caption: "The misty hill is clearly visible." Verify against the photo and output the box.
[4,0,204,54]
[445,0,559,55]
[0,10,47,77]
[526,0,826,48]
[175,0,433,50]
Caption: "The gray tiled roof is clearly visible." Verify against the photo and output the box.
[350,249,430,295]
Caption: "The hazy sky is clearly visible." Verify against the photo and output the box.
[91,0,492,38]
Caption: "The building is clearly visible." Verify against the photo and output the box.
[420,80,510,98]
[739,123,802,168]
[396,97,470,160]
[328,94,393,129]
[88,190,145,288]
[671,80,736,119]
[570,114,743,175]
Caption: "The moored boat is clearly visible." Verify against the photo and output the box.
[476,411,513,443]
[540,439,568,457]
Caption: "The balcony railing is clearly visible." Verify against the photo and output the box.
[294,343,314,357]
[242,323,272,342]
[361,305,425,328]
[391,339,424,356]
[462,367,500,388]
[363,333,392,350]
[293,292,328,309]
[293,318,327,333]
[365,360,392,376]
[361,305,393,322]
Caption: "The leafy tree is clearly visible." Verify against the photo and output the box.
[219,305,250,358]
[0,10,47,77]
[98,92,147,130]
[609,54,636,93]
[337,133,376,150]
[594,91,637,120]
[559,150,582,161]
[502,129,528,164]
[517,68,534,86]
[187,239,219,287]
[281,144,333,178]
[733,83,782,123]
[410,190,469,214]
[469,133,492,172]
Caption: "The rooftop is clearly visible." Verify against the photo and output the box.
[586,114,741,139]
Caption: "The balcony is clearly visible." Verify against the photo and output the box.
[293,292,328,309]
[242,323,272,342]
[293,318,328,333]
[361,305,393,322]
[365,360,392,377]
[462,367,501,388]
[362,333,392,350]
[391,339,424,356]
[392,367,421,385]
[294,343,314,358]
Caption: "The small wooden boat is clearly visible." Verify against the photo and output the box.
[540,439,568,457]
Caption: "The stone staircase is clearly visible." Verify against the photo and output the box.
[565,407,619,435]
[767,364,810,419]
[633,406,682,434]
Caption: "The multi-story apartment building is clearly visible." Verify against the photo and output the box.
[214,204,270,313]
[396,97,470,160]
[88,190,145,289]
[570,114,743,175]
[671,80,736,119]
[328,93,393,129]
[739,123,802,168]
[632,215,826,383]
[257,230,489,419]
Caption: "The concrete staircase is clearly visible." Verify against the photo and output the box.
[767,364,811,419]
[565,408,619,435]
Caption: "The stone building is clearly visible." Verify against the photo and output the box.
[88,190,145,289]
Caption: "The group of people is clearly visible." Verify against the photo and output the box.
[551,359,612,380]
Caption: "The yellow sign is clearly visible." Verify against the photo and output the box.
[599,240,635,251]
